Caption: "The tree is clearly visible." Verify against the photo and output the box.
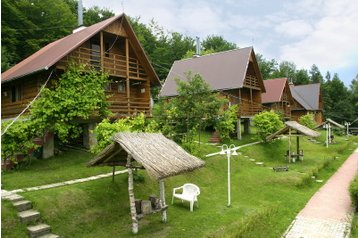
[253,110,284,141]
[325,71,331,81]
[202,35,237,52]
[349,75,358,121]
[256,54,278,80]
[299,113,316,129]
[271,61,297,82]
[294,69,310,85]
[153,72,225,143]
[309,64,324,83]
[83,6,114,26]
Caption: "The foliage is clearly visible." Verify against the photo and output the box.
[154,73,225,146]
[256,53,278,80]
[1,119,38,162]
[350,175,358,210]
[253,110,284,141]
[271,61,297,82]
[202,35,237,52]
[30,64,110,142]
[309,64,324,83]
[299,113,317,129]
[91,114,157,154]
[214,105,238,141]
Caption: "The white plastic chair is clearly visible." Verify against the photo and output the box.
[171,183,200,212]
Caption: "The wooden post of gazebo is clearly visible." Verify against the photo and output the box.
[127,154,138,234]
[159,180,167,223]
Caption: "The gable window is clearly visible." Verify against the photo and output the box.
[11,85,22,102]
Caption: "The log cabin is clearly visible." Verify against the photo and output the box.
[289,83,324,124]
[261,78,294,119]
[1,14,160,154]
[159,47,265,139]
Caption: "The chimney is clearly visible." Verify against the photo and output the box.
[194,36,201,58]
[78,0,83,26]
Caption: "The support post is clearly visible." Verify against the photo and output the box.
[237,118,242,140]
[127,155,138,234]
[288,128,291,163]
[112,166,115,182]
[42,131,54,159]
[243,119,250,135]
[83,122,97,149]
[159,180,167,223]
[296,136,300,160]
[125,38,130,114]
[100,31,104,69]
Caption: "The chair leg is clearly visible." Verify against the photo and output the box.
[171,195,174,204]
[197,200,199,208]
[190,201,193,212]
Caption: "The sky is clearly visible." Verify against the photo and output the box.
[82,0,358,86]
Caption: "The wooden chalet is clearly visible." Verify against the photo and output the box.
[1,14,160,155]
[289,83,323,124]
[159,47,265,138]
[261,78,294,119]
[1,14,160,120]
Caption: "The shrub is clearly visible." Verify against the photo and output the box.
[214,105,238,141]
[350,175,358,210]
[299,113,317,129]
[253,110,284,141]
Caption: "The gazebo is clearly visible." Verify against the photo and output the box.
[88,132,205,234]
[266,121,320,162]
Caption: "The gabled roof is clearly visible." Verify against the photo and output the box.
[316,118,344,129]
[266,121,320,141]
[88,132,205,180]
[290,83,321,110]
[159,47,264,97]
[1,14,160,86]
[262,78,288,103]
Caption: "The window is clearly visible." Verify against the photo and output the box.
[90,41,100,69]
[118,81,126,93]
[105,43,110,57]
[11,85,22,102]
[104,83,111,92]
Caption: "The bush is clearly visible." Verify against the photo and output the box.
[253,110,284,141]
[349,175,358,210]
[214,105,238,141]
[299,113,317,129]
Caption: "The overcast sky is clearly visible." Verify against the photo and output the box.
[83,0,358,86]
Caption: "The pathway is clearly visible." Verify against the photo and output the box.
[284,148,358,238]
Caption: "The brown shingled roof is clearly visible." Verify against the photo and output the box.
[159,47,264,97]
[1,14,160,86]
[261,78,288,103]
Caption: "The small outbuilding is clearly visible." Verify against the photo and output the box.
[88,132,205,234]
[266,121,320,162]
[316,118,344,145]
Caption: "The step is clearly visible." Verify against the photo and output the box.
[27,223,51,238]
[13,200,32,212]
[18,210,40,224]
[5,194,24,202]
[38,234,60,238]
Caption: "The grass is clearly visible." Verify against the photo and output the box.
[1,148,112,190]
[1,132,358,237]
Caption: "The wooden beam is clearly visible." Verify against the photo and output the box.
[159,180,167,223]
[125,38,130,113]
[100,31,104,69]
[127,154,138,234]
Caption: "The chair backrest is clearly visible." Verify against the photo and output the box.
[182,183,200,196]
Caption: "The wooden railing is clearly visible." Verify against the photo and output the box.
[243,75,260,88]
[108,97,151,117]
[239,102,262,116]
[57,47,148,80]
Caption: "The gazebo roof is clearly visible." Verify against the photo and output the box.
[266,121,320,141]
[316,118,344,129]
[88,132,205,180]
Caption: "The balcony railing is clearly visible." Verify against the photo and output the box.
[108,97,151,117]
[57,47,148,80]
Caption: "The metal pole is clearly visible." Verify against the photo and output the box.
[227,151,231,207]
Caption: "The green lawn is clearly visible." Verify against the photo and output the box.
[2,133,358,237]
[1,148,112,190]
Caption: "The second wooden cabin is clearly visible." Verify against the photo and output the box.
[159,47,266,139]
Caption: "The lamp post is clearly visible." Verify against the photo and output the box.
[220,144,237,207]
[344,121,351,136]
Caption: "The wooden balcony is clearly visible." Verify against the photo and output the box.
[238,100,262,117]
[243,74,260,89]
[57,47,148,80]
[108,97,151,117]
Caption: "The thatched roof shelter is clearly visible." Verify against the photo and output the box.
[316,118,344,129]
[266,121,320,163]
[266,121,320,141]
[88,132,205,180]
[88,132,205,234]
